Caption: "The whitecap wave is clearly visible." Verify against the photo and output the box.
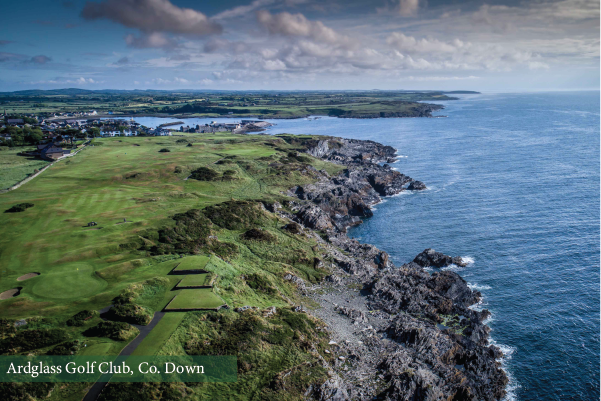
[461,256,475,265]
[468,283,492,291]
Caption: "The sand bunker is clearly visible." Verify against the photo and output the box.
[0,287,22,300]
[17,272,40,281]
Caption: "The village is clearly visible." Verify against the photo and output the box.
[0,111,272,161]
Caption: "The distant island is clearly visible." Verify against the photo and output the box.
[0,89,480,120]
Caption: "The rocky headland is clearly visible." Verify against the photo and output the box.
[273,137,508,400]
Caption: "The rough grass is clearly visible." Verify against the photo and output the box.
[0,148,50,189]
[176,274,212,288]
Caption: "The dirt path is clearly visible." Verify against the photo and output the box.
[82,311,166,401]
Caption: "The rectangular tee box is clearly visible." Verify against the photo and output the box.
[165,288,225,311]
[176,273,213,288]
[172,255,210,274]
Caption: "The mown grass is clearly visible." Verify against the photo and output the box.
[0,132,341,400]
[176,274,212,287]
[165,288,225,310]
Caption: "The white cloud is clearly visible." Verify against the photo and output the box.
[81,0,222,36]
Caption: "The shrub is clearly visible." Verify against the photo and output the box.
[108,304,152,326]
[158,148,171,153]
[47,340,80,355]
[189,166,219,181]
[84,321,139,341]
[241,228,275,242]
[66,310,98,326]
[245,273,277,295]
[203,201,269,231]
[0,328,68,353]
[283,222,302,234]
[5,203,34,213]
[223,170,236,176]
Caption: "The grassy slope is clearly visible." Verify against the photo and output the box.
[0,147,50,189]
[0,132,344,400]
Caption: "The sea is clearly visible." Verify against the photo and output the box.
[131,91,600,401]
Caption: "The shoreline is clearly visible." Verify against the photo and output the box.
[279,136,508,399]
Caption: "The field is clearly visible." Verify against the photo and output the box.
[0,130,345,400]
[164,288,225,310]
[172,255,210,273]
[0,89,465,118]
[0,132,341,320]
[0,147,50,189]
[176,273,213,288]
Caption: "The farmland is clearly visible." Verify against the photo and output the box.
[0,89,471,119]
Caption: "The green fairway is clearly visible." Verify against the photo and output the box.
[30,263,108,300]
[131,312,186,356]
[164,288,225,310]
[78,342,114,356]
[173,255,210,273]
[175,273,213,288]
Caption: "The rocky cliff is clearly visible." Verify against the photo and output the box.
[278,137,507,400]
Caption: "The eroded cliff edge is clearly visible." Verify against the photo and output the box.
[272,137,508,400]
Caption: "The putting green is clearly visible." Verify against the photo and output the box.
[176,273,213,288]
[31,264,107,300]
[165,288,225,310]
[173,255,210,273]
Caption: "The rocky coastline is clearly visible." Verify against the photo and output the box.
[273,137,508,400]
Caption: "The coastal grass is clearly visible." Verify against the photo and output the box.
[130,312,186,356]
[164,288,225,310]
[0,147,50,190]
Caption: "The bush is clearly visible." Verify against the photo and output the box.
[241,228,276,242]
[223,170,236,176]
[84,321,139,341]
[5,203,34,213]
[0,328,68,353]
[158,148,171,153]
[108,304,152,326]
[189,166,219,181]
[245,273,277,295]
[66,310,98,326]
[203,201,269,231]
[47,340,80,355]
[283,222,302,234]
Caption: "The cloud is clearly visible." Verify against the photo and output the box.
[125,33,178,50]
[115,56,129,65]
[29,55,52,64]
[65,23,78,29]
[0,52,26,62]
[0,40,13,46]
[378,0,420,17]
[386,33,463,53]
[81,0,222,36]
[256,10,353,47]
[27,77,100,85]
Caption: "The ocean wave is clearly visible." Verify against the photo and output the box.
[461,256,475,266]
[468,283,492,291]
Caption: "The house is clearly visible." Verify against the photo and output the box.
[32,142,71,160]
[7,118,24,125]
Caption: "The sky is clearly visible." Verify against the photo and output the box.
[0,0,598,92]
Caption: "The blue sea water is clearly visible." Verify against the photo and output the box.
[133,91,600,400]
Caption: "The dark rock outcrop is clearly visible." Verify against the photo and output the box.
[285,136,507,401]
[413,248,467,268]
[407,180,427,191]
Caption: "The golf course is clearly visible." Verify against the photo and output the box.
[0,130,340,400]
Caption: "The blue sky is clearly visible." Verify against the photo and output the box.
[0,0,598,91]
